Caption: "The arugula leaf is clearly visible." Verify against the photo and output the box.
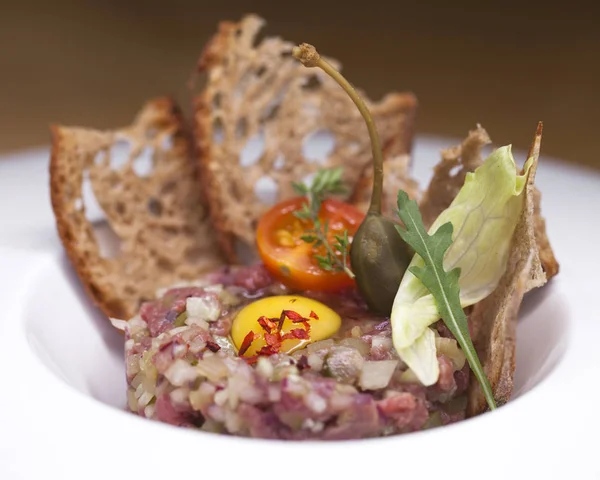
[395,190,496,411]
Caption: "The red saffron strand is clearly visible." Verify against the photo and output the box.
[206,341,221,352]
[277,311,286,332]
[290,328,310,340]
[258,316,277,333]
[282,310,305,321]
[238,331,256,356]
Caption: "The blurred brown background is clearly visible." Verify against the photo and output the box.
[1,1,598,168]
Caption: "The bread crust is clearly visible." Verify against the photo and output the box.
[50,98,223,320]
[193,15,419,263]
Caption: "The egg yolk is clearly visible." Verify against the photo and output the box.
[231,295,341,357]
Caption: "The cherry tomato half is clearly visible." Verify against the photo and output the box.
[256,197,365,292]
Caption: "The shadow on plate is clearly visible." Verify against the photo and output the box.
[513,280,569,397]
[58,252,124,360]
[24,252,126,407]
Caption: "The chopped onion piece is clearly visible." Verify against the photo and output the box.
[126,354,141,378]
[164,359,199,387]
[371,336,393,351]
[399,368,422,385]
[225,411,242,433]
[185,317,210,330]
[272,365,299,382]
[227,374,247,409]
[189,382,216,411]
[305,392,327,413]
[435,337,466,370]
[196,355,229,382]
[142,374,156,396]
[134,382,144,399]
[189,337,207,354]
[186,296,221,322]
[127,316,148,339]
[214,388,229,406]
[169,326,189,336]
[302,418,325,433]
[219,288,242,306]
[213,335,236,355]
[172,343,188,357]
[268,384,281,402]
[329,389,354,411]
[141,350,158,382]
[170,387,190,405]
[131,372,143,389]
[109,317,128,331]
[239,382,264,405]
[127,389,138,412]
[144,403,156,419]
[359,360,399,390]
[307,353,324,371]
[256,357,274,379]
[138,391,154,408]
[351,326,362,338]
[204,284,224,293]
[307,339,334,354]
[340,337,370,356]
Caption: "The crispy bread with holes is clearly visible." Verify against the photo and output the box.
[193,14,419,263]
[50,98,223,320]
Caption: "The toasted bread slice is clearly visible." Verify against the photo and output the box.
[193,14,418,262]
[50,98,223,320]
[466,124,548,415]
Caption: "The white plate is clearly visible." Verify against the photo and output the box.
[0,137,597,480]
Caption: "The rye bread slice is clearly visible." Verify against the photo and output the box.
[50,98,223,320]
[192,14,418,263]
[466,124,549,415]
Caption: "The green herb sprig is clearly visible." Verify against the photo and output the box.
[292,167,355,278]
[395,190,496,411]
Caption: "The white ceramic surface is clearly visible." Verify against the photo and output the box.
[0,136,597,480]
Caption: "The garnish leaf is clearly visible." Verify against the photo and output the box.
[292,182,309,196]
[396,147,532,344]
[293,167,354,278]
[394,190,496,410]
[391,146,533,391]
[300,234,318,243]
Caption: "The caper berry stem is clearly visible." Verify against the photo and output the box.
[292,43,384,215]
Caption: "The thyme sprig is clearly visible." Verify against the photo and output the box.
[292,168,355,278]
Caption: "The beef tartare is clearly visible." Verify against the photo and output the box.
[120,265,469,440]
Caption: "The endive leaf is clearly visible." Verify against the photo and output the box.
[392,146,533,350]
[395,327,438,386]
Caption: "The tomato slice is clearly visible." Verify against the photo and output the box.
[256,197,365,292]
